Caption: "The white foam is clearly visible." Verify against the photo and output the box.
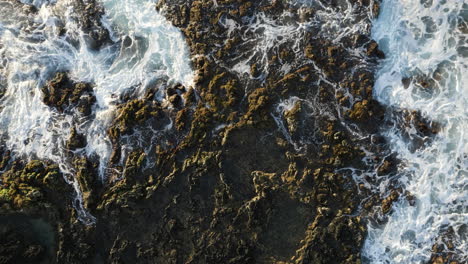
[0,0,193,223]
[218,1,374,79]
[363,0,467,263]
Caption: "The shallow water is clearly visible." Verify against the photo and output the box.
[363,0,468,263]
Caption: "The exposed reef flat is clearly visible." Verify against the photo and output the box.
[0,0,419,263]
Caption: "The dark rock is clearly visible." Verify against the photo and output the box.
[381,190,399,214]
[389,108,440,151]
[74,158,100,209]
[0,217,47,264]
[366,40,385,59]
[1,1,403,263]
[67,127,87,150]
[428,227,464,264]
[64,0,112,50]
[41,72,96,116]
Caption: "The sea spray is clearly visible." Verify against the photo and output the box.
[0,0,193,223]
[363,0,467,263]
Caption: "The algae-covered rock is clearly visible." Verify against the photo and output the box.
[1,0,399,263]
[0,147,11,171]
[108,99,162,140]
[81,0,392,262]
[41,72,96,115]
[428,228,464,264]
[67,127,87,150]
[74,158,100,209]
[0,160,69,211]
[381,190,399,214]
[62,0,112,50]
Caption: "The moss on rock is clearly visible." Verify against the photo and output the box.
[41,72,96,115]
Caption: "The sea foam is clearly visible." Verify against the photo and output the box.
[0,0,193,224]
[363,0,467,263]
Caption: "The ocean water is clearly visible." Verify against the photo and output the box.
[0,0,193,223]
[363,0,467,263]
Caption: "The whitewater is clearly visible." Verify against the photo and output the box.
[363,0,467,263]
[0,0,193,223]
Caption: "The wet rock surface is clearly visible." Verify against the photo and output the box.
[428,228,463,264]
[0,0,404,263]
[0,215,54,264]
[386,108,441,152]
[41,72,96,116]
[54,0,112,50]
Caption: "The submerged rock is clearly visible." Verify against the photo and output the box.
[0,217,46,264]
[54,0,112,50]
[428,228,464,264]
[388,108,441,152]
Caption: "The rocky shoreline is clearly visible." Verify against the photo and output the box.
[0,0,445,263]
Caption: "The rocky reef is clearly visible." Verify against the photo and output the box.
[41,72,96,116]
[0,0,416,263]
